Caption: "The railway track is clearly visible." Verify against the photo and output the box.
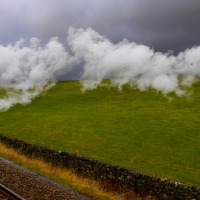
[0,184,25,200]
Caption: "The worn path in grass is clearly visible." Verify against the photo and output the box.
[0,80,199,187]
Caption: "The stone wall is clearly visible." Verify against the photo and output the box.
[0,134,199,200]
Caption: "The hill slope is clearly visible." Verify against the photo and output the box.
[0,80,199,187]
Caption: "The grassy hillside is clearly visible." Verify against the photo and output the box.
[0,80,199,187]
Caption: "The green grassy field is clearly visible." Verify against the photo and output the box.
[0,80,199,187]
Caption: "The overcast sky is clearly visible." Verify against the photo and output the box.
[0,0,200,53]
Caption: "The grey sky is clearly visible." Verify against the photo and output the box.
[0,0,200,52]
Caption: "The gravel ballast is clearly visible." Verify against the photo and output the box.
[0,157,93,200]
[0,191,7,199]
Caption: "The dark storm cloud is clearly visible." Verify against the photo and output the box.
[0,0,200,51]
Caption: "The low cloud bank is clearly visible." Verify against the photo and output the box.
[0,37,76,111]
[1,27,200,111]
[68,28,199,94]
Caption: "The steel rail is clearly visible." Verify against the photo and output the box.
[0,184,25,200]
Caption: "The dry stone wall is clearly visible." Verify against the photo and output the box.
[0,134,199,200]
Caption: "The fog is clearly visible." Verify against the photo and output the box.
[0,27,199,111]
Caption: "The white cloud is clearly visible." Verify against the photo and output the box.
[0,36,76,111]
[0,27,200,111]
[68,28,199,94]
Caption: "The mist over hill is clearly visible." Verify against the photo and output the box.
[0,27,200,111]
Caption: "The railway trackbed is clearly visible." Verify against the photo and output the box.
[0,183,25,200]
[0,157,92,200]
